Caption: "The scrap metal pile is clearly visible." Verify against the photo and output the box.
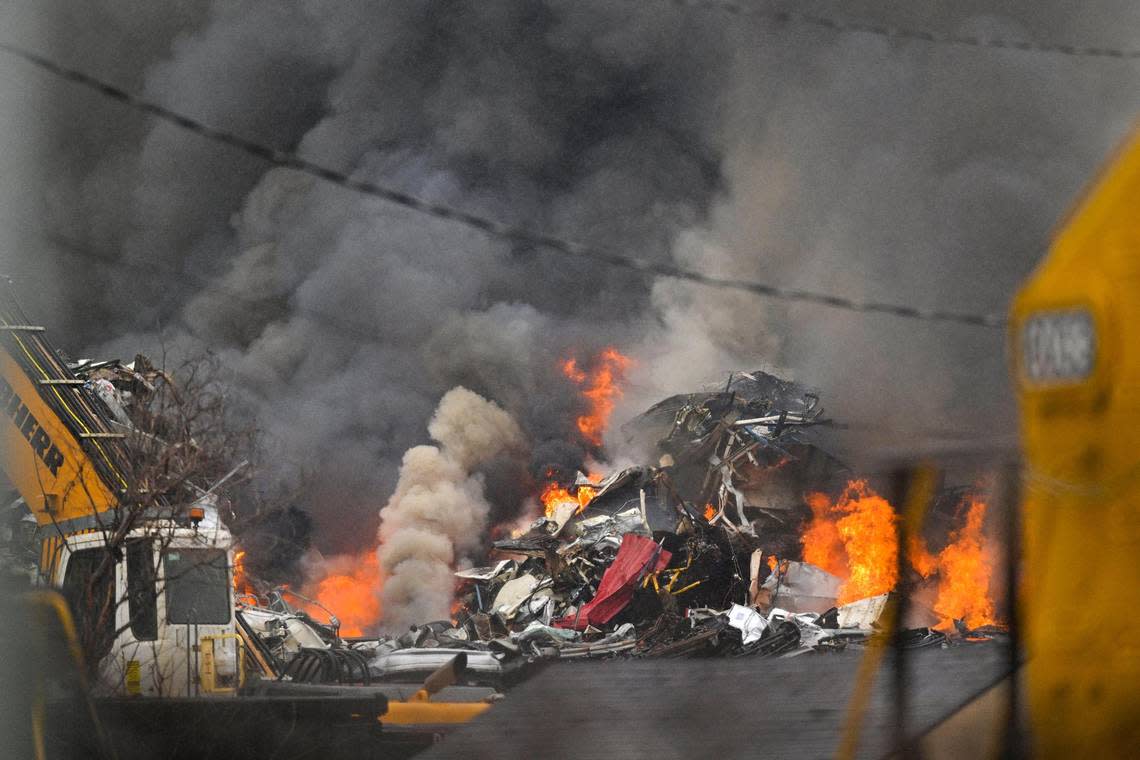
[42,356,1001,687]
[350,371,1005,677]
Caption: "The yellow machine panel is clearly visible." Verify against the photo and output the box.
[1011,125,1140,755]
[0,286,132,544]
[0,351,119,526]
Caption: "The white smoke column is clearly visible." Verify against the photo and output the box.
[377,386,524,631]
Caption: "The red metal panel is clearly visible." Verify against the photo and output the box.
[554,534,671,630]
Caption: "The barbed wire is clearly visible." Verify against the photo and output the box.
[653,1,1140,59]
[0,40,1007,328]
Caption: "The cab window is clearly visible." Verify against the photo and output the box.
[164,549,230,624]
[61,547,116,660]
[126,539,158,640]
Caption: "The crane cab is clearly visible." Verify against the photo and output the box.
[1,288,243,698]
[50,507,243,697]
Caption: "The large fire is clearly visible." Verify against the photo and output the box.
[541,480,598,519]
[803,481,898,604]
[294,552,383,637]
[562,347,633,447]
[238,349,634,632]
[931,497,997,630]
[801,480,1001,629]
[234,547,383,637]
[538,347,630,518]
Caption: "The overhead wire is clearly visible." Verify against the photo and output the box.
[648,0,1140,59]
[41,231,418,349]
[24,226,1021,456]
[0,40,1008,329]
[17,230,383,475]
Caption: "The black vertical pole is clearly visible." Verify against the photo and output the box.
[890,468,916,758]
[1000,460,1023,758]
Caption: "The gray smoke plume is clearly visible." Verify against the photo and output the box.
[3,0,1138,568]
[616,3,1140,454]
[6,0,724,553]
[377,386,523,631]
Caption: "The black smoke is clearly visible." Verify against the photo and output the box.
[9,0,727,553]
[3,0,1137,559]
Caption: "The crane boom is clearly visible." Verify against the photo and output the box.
[0,285,130,530]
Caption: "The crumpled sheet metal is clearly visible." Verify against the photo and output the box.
[727,604,769,645]
[762,560,842,614]
[834,593,890,630]
[558,623,637,659]
[767,608,831,650]
[456,560,516,581]
[492,574,540,618]
[547,501,579,535]
[514,621,580,646]
[553,534,671,631]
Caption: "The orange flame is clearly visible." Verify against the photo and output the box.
[232,550,250,595]
[541,481,597,519]
[562,348,633,447]
[803,481,898,604]
[295,552,383,637]
[836,483,898,604]
[801,480,1001,629]
[802,493,848,578]
[703,503,717,522]
[932,497,997,630]
[908,534,939,579]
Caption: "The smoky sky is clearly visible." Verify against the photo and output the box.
[0,1,1137,554]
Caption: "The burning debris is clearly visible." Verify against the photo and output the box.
[27,336,1008,754]
[70,346,1004,670]
[67,340,1002,705]
[297,552,383,637]
[803,482,902,605]
[928,496,999,631]
[561,348,633,448]
[253,366,1007,679]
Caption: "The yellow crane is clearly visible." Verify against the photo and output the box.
[2,287,491,741]
[1011,124,1140,754]
[0,288,130,567]
[0,286,242,697]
